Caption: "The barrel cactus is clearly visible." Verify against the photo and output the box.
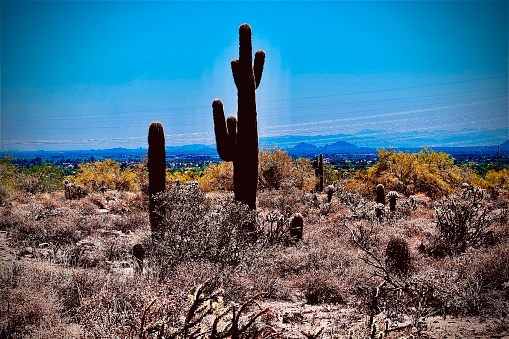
[385,236,411,276]
[132,243,145,275]
[290,213,304,242]
[387,191,399,212]
[212,23,265,210]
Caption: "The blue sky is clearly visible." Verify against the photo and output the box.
[1,1,508,151]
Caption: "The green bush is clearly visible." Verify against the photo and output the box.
[349,148,463,199]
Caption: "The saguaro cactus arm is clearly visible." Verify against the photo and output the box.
[212,99,236,162]
[254,50,266,89]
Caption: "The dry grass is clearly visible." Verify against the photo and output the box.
[1,180,508,338]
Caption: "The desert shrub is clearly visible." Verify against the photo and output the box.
[344,195,377,222]
[199,161,234,192]
[112,209,149,234]
[0,157,64,197]
[199,150,314,193]
[168,168,203,183]
[77,274,180,337]
[0,156,17,202]
[257,183,311,218]
[485,168,509,189]
[3,286,66,338]
[74,159,143,192]
[258,149,315,191]
[420,244,509,316]
[8,202,82,247]
[149,181,259,278]
[17,163,64,194]
[433,186,495,254]
[292,157,316,192]
[136,282,274,338]
[64,181,88,200]
[358,148,462,199]
[293,269,346,305]
[258,148,294,190]
[1,261,81,338]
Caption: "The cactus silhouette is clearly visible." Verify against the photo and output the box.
[132,243,145,275]
[326,185,335,203]
[385,236,411,276]
[212,23,265,209]
[148,122,166,240]
[290,213,304,242]
[376,184,386,205]
[312,154,324,192]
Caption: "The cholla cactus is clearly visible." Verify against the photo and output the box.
[387,191,399,212]
[434,186,493,253]
[290,213,304,242]
[385,236,411,276]
[376,184,385,205]
[212,24,265,210]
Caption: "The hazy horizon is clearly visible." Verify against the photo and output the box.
[2,1,508,151]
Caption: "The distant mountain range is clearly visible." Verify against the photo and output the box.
[2,129,508,159]
[4,138,507,162]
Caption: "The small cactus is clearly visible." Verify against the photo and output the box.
[385,236,411,276]
[326,185,335,203]
[387,191,399,212]
[132,243,145,275]
[290,213,304,242]
[376,184,385,205]
[148,122,166,240]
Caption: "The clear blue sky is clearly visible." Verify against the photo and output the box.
[1,1,508,151]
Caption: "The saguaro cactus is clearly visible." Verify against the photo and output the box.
[212,23,265,210]
[312,154,324,192]
[148,122,166,240]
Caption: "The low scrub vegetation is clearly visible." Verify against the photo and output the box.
[1,149,508,338]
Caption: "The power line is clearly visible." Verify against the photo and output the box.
[3,75,506,122]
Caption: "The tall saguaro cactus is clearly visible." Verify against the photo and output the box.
[148,122,166,240]
[212,23,266,209]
